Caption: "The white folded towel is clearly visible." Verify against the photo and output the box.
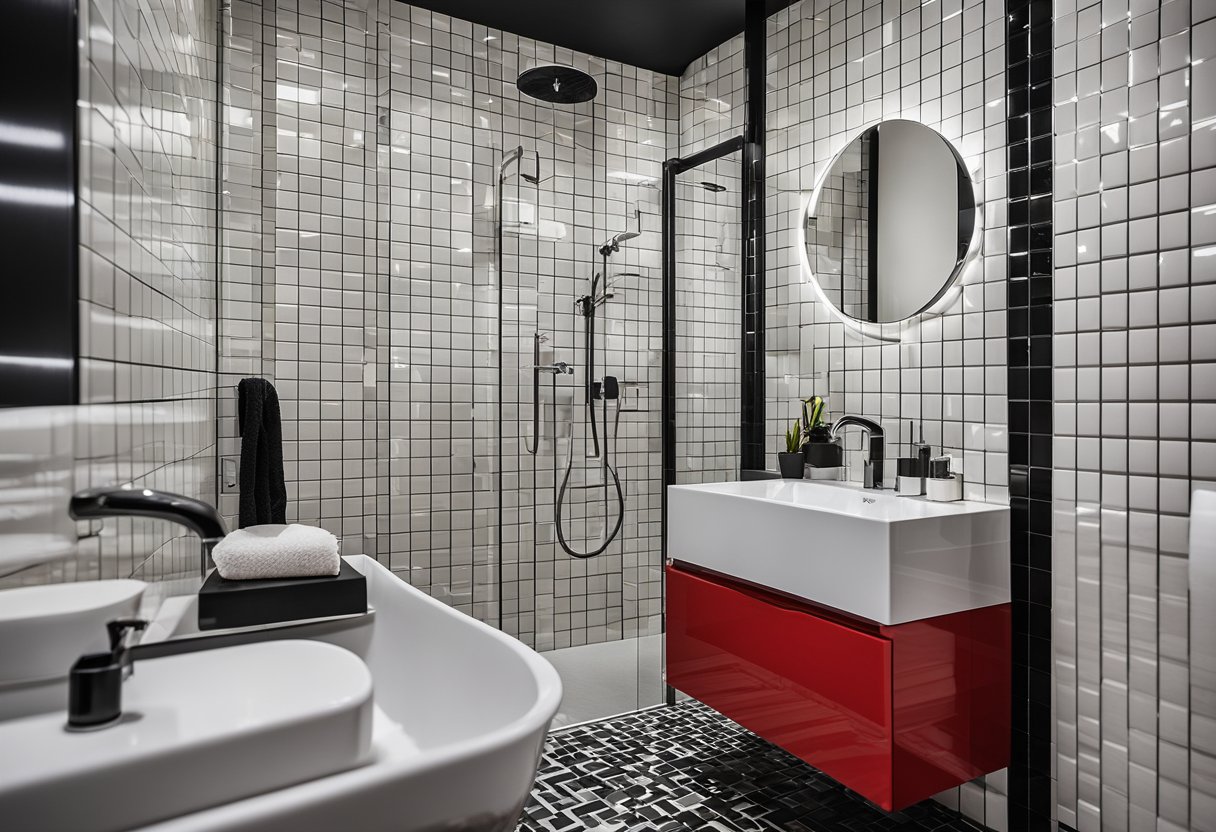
[212,524,340,580]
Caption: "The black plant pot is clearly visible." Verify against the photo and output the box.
[803,440,842,468]
[778,452,806,479]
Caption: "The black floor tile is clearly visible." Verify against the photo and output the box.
[518,701,988,832]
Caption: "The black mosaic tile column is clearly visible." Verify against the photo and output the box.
[1005,0,1053,829]
[740,0,766,471]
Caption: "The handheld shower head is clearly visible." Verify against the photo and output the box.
[599,230,640,256]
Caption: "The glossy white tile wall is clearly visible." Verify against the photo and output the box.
[1052,0,1216,828]
[0,0,219,589]
[218,0,382,552]
[679,0,1010,827]
[383,2,671,648]
[765,0,1010,507]
[673,154,742,485]
[676,37,747,484]
[219,0,675,651]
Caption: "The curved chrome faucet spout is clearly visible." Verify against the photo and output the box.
[829,415,886,489]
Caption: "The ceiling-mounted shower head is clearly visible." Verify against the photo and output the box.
[698,181,727,193]
[517,65,598,104]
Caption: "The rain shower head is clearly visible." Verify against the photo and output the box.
[517,65,598,104]
[697,181,728,193]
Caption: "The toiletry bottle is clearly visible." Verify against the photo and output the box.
[895,420,926,496]
[915,423,931,487]
[926,455,963,502]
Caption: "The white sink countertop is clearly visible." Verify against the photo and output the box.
[668,479,1010,625]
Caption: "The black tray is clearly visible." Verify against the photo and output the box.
[198,560,367,631]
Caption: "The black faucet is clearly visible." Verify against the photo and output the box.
[69,486,228,577]
[67,618,148,730]
[829,415,885,489]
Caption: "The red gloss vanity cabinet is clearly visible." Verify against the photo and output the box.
[666,562,1010,811]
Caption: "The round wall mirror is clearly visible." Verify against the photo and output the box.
[801,120,977,324]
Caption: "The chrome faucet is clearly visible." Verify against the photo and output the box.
[829,415,886,489]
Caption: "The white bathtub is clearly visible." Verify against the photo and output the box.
[140,555,562,832]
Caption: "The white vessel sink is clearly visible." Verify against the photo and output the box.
[0,579,146,685]
[0,557,560,832]
[0,640,374,832]
[0,579,146,721]
[134,556,561,832]
[668,479,1010,625]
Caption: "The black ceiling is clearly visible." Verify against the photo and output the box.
[404,0,797,76]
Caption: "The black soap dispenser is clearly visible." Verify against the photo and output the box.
[916,423,932,480]
[895,421,930,496]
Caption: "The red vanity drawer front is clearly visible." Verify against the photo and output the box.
[885,603,1011,808]
[666,563,896,807]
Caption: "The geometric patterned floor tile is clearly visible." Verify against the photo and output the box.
[518,700,986,832]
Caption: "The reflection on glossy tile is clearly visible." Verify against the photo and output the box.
[1055,0,1213,828]
[2,0,219,590]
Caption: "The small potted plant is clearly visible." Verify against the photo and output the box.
[802,395,843,470]
[779,420,806,478]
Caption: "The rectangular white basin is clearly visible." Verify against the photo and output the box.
[668,479,1010,625]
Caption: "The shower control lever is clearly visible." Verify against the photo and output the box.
[524,333,573,456]
[601,376,620,400]
[576,294,594,318]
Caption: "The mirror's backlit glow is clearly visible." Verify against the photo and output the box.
[802,120,976,325]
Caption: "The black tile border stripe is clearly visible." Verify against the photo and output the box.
[740,0,767,472]
[1005,0,1053,828]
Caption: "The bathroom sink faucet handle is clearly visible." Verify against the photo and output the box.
[68,618,148,730]
[106,618,148,654]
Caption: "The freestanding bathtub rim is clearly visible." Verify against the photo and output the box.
[348,554,565,758]
[129,554,563,831]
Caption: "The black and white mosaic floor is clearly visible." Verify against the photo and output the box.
[517,700,984,832]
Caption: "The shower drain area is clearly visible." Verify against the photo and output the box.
[518,700,986,832]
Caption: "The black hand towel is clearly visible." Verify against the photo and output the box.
[237,378,287,528]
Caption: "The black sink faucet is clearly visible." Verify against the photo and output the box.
[67,618,148,730]
[69,486,228,578]
[829,415,885,489]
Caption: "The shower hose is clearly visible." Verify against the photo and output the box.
[553,378,625,559]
